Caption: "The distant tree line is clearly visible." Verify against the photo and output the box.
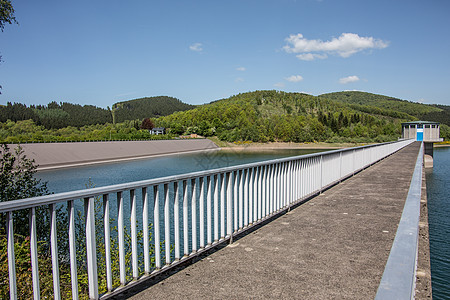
[0,102,111,129]
[0,96,195,130]
[0,119,176,143]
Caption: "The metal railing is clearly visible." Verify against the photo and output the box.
[375,141,423,300]
[1,139,414,299]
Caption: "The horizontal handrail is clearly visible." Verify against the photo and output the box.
[375,141,423,300]
[0,140,410,213]
[2,139,414,300]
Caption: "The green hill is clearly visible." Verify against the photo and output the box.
[319,91,449,125]
[112,96,195,123]
[157,90,444,143]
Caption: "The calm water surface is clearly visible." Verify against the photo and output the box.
[426,146,450,300]
[37,149,327,194]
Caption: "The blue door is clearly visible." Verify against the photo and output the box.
[417,131,423,141]
[417,126,424,141]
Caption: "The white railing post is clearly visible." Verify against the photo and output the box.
[258,166,262,220]
[183,180,189,256]
[130,189,139,279]
[233,171,238,231]
[103,195,112,291]
[7,212,17,300]
[262,166,267,217]
[199,177,205,248]
[50,203,61,300]
[174,181,180,260]
[244,169,249,227]
[191,178,197,252]
[214,175,219,242]
[275,163,280,211]
[239,170,244,229]
[29,207,41,300]
[267,164,273,215]
[287,162,291,210]
[226,172,233,239]
[117,191,126,285]
[68,201,79,299]
[281,162,286,208]
[220,173,225,239]
[249,168,254,224]
[207,176,212,245]
[142,188,150,274]
[164,183,171,264]
[153,185,161,269]
[84,197,98,299]
[296,160,300,199]
[320,155,323,192]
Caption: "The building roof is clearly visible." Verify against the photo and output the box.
[401,121,440,125]
[151,127,165,131]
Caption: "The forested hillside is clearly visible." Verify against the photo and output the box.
[112,96,195,123]
[320,91,450,126]
[0,101,111,129]
[0,96,195,129]
[1,90,448,143]
[418,104,450,126]
[156,90,418,143]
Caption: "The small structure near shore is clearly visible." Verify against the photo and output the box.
[401,121,443,168]
[150,127,166,135]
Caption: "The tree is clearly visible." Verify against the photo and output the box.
[0,144,50,237]
[1,0,19,94]
[0,0,17,32]
[0,145,159,297]
[140,117,155,130]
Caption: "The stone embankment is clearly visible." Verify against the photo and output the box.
[15,139,219,170]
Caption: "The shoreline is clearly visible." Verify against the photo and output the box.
[34,141,344,171]
[13,139,220,171]
[36,148,220,171]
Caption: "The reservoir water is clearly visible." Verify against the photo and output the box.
[36,148,327,194]
[35,146,450,297]
[426,146,450,300]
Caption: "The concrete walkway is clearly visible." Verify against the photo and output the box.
[116,142,426,299]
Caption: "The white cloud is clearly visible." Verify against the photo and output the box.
[274,82,285,88]
[189,43,203,52]
[283,33,388,60]
[235,77,244,82]
[296,53,328,61]
[236,67,246,71]
[339,75,360,84]
[285,75,304,82]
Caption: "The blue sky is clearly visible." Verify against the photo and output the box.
[1,0,449,108]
